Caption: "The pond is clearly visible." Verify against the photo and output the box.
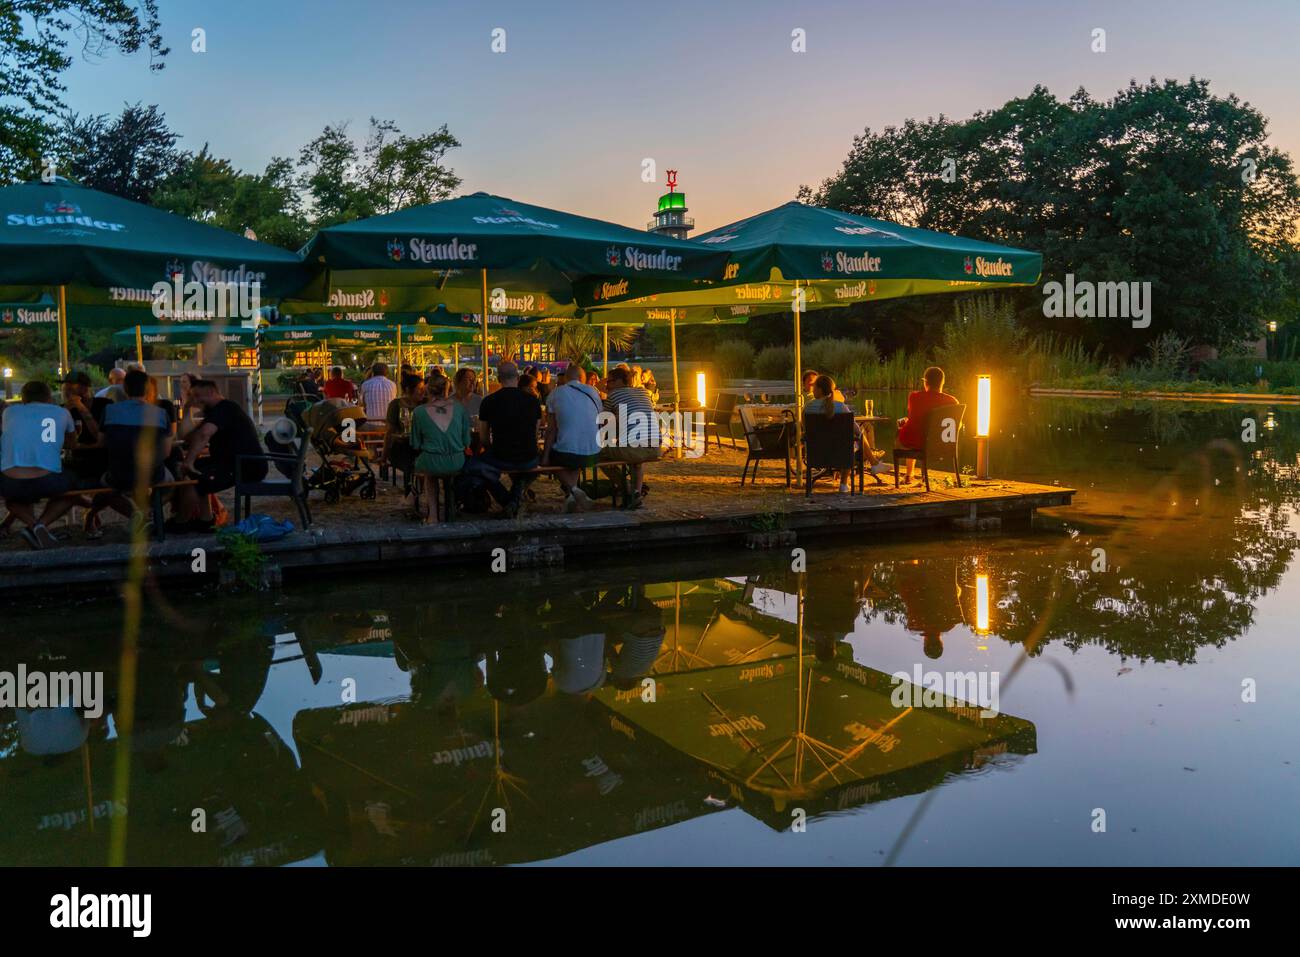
[2,396,1297,866]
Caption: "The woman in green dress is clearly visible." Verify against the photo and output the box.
[409,375,470,524]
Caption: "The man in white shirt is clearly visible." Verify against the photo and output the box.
[543,362,603,512]
[0,380,79,548]
[359,363,398,424]
[95,367,125,399]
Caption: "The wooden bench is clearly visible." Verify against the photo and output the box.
[57,475,197,538]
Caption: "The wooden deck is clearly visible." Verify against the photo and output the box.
[0,458,1073,594]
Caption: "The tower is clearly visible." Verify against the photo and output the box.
[648,169,693,239]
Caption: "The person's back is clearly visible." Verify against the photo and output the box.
[603,382,659,450]
[323,371,355,401]
[104,395,170,489]
[205,397,265,478]
[548,378,603,457]
[360,375,395,419]
[2,399,73,475]
[478,383,541,466]
[898,389,957,448]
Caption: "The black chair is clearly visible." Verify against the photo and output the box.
[893,403,966,492]
[803,412,863,497]
[739,406,793,486]
[702,392,740,452]
[233,433,312,528]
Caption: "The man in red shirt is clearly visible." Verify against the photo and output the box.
[322,366,358,402]
[896,366,958,484]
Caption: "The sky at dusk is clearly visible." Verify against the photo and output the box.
[61,0,1300,233]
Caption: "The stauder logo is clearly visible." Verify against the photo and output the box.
[386,239,404,262]
[592,278,630,301]
[973,256,1014,278]
[7,201,125,232]
[826,250,882,274]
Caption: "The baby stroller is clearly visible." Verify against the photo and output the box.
[285,397,378,504]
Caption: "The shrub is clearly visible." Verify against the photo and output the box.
[712,340,755,380]
[802,337,879,380]
[753,344,794,380]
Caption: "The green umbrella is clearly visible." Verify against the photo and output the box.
[0,178,309,368]
[583,201,1044,468]
[110,323,256,349]
[296,191,730,389]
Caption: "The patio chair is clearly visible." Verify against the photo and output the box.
[738,405,793,487]
[702,392,740,452]
[893,403,966,492]
[802,412,863,497]
[233,430,313,528]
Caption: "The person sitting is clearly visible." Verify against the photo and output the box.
[0,380,79,549]
[95,367,125,399]
[804,374,862,494]
[410,376,470,525]
[471,360,541,518]
[544,361,604,513]
[536,367,554,404]
[640,369,660,404]
[803,368,845,403]
[296,369,323,400]
[87,369,173,533]
[385,373,425,494]
[453,367,482,417]
[599,365,660,510]
[322,366,357,402]
[172,380,267,531]
[895,366,959,484]
[359,362,397,424]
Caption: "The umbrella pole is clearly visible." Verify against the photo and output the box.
[453,342,459,371]
[396,324,402,373]
[57,285,69,374]
[134,324,144,365]
[480,269,490,394]
[603,324,609,378]
[793,279,804,481]
[670,314,681,459]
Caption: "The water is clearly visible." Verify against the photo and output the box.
[2,397,1298,866]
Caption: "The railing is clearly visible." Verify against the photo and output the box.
[647,216,695,231]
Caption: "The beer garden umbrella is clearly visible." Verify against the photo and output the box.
[0,178,310,370]
[295,192,731,390]
[582,201,1044,466]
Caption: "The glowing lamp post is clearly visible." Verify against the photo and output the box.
[975,374,991,479]
[696,371,707,408]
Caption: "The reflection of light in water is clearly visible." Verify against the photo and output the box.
[976,574,990,633]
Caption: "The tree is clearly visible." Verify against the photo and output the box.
[59,101,179,201]
[806,79,1300,357]
[0,0,168,182]
[297,117,461,225]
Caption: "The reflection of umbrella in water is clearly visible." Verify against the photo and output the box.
[597,577,1036,823]
[651,580,798,675]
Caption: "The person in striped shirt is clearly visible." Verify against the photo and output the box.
[599,365,660,510]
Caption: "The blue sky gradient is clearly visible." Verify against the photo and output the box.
[61,0,1300,231]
